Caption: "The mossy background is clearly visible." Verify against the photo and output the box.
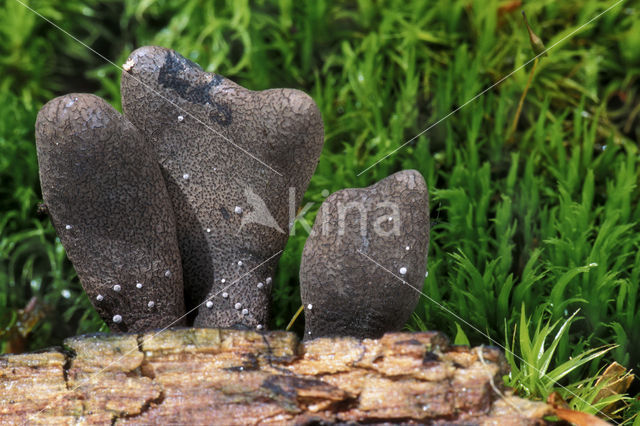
[1,0,639,421]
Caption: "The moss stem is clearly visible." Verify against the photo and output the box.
[507,57,538,144]
[286,305,304,331]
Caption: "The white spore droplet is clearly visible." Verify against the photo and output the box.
[405,246,410,251]
[399,267,407,275]
[388,216,393,222]
[165,270,171,277]
[222,292,229,299]
[206,301,213,308]
[122,58,134,71]
[113,315,122,323]
[234,303,242,310]
[241,308,248,315]
[266,277,272,285]
[65,224,73,230]
[113,284,121,292]
[256,324,263,330]
[425,271,429,278]
[237,261,243,267]
[234,206,243,214]
[182,173,189,180]
[206,228,211,233]
[136,283,143,289]
[307,304,313,310]
[177,115,184,122]
[257,282,264,289]
[96,294,103,301]
[147,301,155,308]
[221,278,226,284]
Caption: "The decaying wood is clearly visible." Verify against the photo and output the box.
[0,329,553,424]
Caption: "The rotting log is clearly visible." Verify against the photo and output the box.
[0,329,553,424]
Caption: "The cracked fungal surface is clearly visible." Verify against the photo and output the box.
[120,46,324,329]
[300,170,430,339]
[35,94,186,332]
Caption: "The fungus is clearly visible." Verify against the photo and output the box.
[35,47,433,340]
[35,94,186,332]
[299,170,430,339]
[120,46,324,329]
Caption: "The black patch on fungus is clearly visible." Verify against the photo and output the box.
[209,102,232,126]
[220,206,230,220]
[158,51,231,126]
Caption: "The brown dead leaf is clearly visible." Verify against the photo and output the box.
[548,392,612,426]
[554,407,611,426]
[592,362,634,415]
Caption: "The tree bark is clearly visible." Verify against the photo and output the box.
[1,329,553,424]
